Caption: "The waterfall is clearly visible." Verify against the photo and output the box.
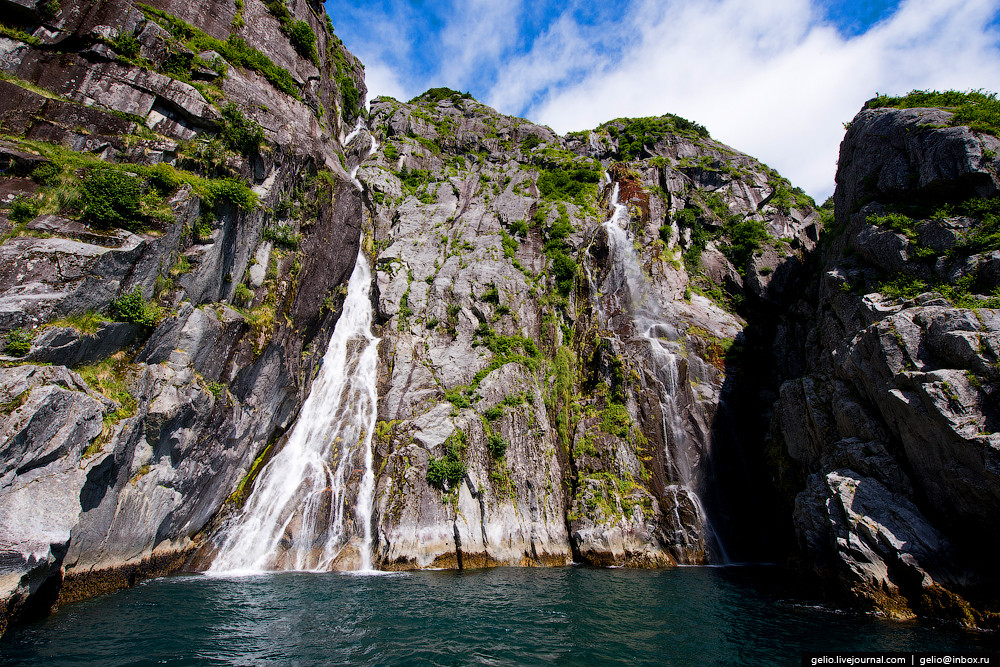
[209,249,380,573]
[596,183,725,563]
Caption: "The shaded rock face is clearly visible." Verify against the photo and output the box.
[357,95,820,571]
[774,105,1000,626]
[0,0,366,634]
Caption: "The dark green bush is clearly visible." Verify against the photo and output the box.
[207,177,259,209]
[109,286,160,327]
[601,115,710,160]
[288,20,317,64]
[521,135,543,151]
[4,328,32,356]
[722,218,771,273]
[111,32,140,59]
[30,161,60,186]
[487,433,508,459]
[162,51,195,78]
[148,162,182,194]
[9,195,40,225]
[262,223,301,248]
[82,167,145,231]
[410,87,473,104]
[536,165,600,204]
[220,103,265,154]
[427,432,467,490]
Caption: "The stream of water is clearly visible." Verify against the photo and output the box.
[209,248,380,573]
[597,183,722,561]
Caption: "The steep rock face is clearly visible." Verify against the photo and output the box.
[356,93,821,569]
[0,0,365,633]
[774,103,1000,626]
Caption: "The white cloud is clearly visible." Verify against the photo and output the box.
[362,61,412,106]
[518,0,1000,200]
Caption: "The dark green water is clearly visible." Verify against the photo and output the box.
[0,566,994,665]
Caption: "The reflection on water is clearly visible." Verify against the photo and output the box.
[1,567,995,666]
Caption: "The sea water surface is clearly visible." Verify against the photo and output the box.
[1,566,994,666]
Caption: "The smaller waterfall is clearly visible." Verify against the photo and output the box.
[597,183,725,562]
[209,249,380,573]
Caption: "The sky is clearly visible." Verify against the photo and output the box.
[324,0,1000,201]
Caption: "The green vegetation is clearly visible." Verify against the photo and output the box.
[76,353,138,430]
[46,311,108,335]
[426,429,467,491]
[263,223,301,249]
[721,218,770,272]
[521,135,543,151]
[486,433,509,459]
[109,286,161,327]
[599,115,709,160]
[411,87,474,105]
[9,195,40,225]
[865,89,1000,136]
[138,4,300,99]
[81,167,146,231]
[206,177,259,209]
[110,32,141,59]
[220,104,265,154]
[4,329,32,356]
[535,164,601,205]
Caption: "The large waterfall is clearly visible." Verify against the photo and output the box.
[595,182,723,562]
[209,249,380,573]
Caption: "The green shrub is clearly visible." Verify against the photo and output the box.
[382,143,399,162]
[426,430,467,491]
[600,115,709,160]
[234,282,253,305]
[82,167,145,231]
[9,195,40,225]
[207,178,259,210]
[30,162,60,186]
[148,162,182,194]
[722,219,771,273]
[288,20,318,64]
[600,403,631,439]
[536,165,600,204]
[4,329,32,356]
[108,32,140,58]
[484,406,503,421]
[161,51,196,78]
[521,135,542,151]
[263,223,301,248]
[410,87,473,104]
[487,433,508,459]
[109,286,160,327]
[220,103,265,154]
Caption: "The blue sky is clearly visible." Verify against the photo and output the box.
[325,0,1000,200]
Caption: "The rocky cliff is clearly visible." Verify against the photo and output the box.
[0,0,998,637]
[0,0,366,633]
[772,94,1000,627]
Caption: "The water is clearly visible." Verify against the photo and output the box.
[593,183,720,562]
[1,567,992,665]
[209,250,380,573]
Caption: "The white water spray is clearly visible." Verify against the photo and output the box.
[209,250,380,573]
[597,183,725,562]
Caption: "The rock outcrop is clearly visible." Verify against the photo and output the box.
[359,93,820,570]
[773,101,1000,626]
[0,0,366,634]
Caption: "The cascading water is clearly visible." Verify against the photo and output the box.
[594,183,726,563]
[209,130,380,575]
